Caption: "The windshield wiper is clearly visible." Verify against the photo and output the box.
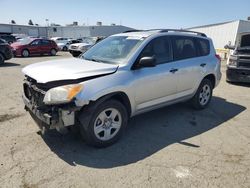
[83,57,102,63]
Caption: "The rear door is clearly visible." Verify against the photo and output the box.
[40,39,51,53]
[170,36,209,97]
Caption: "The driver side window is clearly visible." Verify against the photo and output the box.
[140,36,173,65]
[31,40,41,46]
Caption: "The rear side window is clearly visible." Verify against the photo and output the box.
[0,39,4,44]
[42,40,50,45]
[172,36,197,60]
[140,36,173,65]
[50,40,57,45]
[196,38,210,56]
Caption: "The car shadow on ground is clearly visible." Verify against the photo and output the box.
[41,96,246,168]
[228,82,250,88]
[0,62,20,67]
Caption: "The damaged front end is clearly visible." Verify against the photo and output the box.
[23,76,82,133]
[226,34,250,83]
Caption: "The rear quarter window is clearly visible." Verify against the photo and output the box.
[196,38,210,56]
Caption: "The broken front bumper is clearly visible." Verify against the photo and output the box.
[23,95,78,130]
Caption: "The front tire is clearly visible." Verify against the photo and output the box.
[78,100,128,148]
[191,79,213,110]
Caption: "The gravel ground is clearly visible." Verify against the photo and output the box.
[0,52,249,188]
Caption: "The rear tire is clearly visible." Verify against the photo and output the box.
[78,99,128,148]
[62,46,68,51]
[191,79,213,110]
[0,53,4,64]
[72,52,80,57]
[22,49,29,57]
[50,48,57,56]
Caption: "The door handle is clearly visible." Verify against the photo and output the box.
[200,63,206,67]
[170,68,178,73]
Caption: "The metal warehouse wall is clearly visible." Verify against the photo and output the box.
[0,24,133,39]
[189,21,239,49]
[47,25,133,38]
[47,26,90,38]
[0,24,47,37]
[89,26,133,37]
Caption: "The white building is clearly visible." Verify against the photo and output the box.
[0,23,133,38]
[188,20,250,49]
[47,25,133,38]
[0,23,47,37]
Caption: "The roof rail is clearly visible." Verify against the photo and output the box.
[122,29,207,37]
[123,30,144,33]
[158,29,207,37]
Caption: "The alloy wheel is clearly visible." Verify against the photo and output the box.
[199,84,211,106]
[93,108,122,141]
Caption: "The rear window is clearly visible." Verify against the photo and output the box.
[196,38,210,56]
[172,36,197,60]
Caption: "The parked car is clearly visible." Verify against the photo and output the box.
[0,34,16,44]
[22,29,221,147]
[11,38,59,57]
[225,32,250,83]
[69,37,104,57]
[51,37,71,44]
[0,39,13,64]
[57,39,82,51]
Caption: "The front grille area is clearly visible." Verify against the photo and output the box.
[23,80,46,108]
[239,56,250,60]
[238,62,250,68]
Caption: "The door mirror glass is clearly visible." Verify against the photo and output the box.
[139,57,156,68]
[224,44,235,50]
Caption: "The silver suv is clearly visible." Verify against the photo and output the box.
[22,29,221,147]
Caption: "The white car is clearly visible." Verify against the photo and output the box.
[51,37,71,50]
[69,37,104,57]
[51,37,71,44]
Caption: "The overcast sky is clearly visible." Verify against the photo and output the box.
[0,0,250,29]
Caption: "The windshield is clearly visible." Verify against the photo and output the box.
[240,34,250,47]
[81,37,97,44]
[81,36,144,64]
[17,38,33,45]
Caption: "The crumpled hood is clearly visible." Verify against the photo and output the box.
[22,58,118,83]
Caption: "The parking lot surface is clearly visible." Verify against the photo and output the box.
[0,52,249,188]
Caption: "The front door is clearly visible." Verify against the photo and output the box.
[29,39,41,55]
[133,36,179,111]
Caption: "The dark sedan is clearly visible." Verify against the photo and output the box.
[0,39,13,64]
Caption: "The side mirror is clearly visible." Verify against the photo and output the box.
[138,57,156,68]
[224,44,235,50]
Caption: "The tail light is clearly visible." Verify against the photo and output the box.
[215,54,221,64]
